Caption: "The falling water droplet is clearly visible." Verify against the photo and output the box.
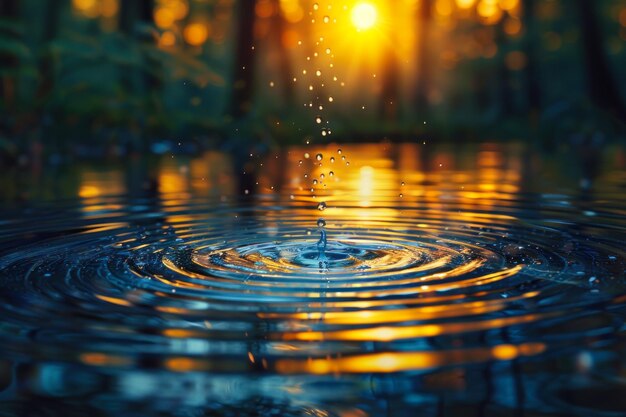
[329,171,334,177]
[316,117,322,124]
[317,202,327,211]
[313,179,318,185]
[316,153,323,161]
[330,157,335,163]
[321,129,328,137]
[325,48,331,54]
[337,149,342,154]
[313,3,319,11]
[317,218,326,227]
[304,153,310,159]
[323,15,330,23]
[320,173,325,179]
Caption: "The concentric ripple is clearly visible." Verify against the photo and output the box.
[0,197,624,374]
[1,144,626,415]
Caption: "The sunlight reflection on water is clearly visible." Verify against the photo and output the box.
[0,142,625,416]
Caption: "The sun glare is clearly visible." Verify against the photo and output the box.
[351,2,378,31]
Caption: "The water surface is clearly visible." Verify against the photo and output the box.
[1,142,625,416]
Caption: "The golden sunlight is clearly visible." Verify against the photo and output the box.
[351,2,378,31]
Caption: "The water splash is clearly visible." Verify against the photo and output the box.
[317,218,328,270]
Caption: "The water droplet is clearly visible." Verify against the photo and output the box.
[401,181,405,186]
[304,153,310,159]
[330,157,335,163]
[316,153,323,161]
[325,48,331,54]
[316,70,322,77]
[317,202,327,211]
[290,194,295,200]
[329,171,334,177]
[320,173,325,179]
[321,129,328,137]
[328,97,334,102]
[399,193,403,198]
[313,3,319,10]
[313,179,318,185]
[342,155,346,161]
[337,149,342,154]
[317,218,326,227]
[299,160,303,165]
[323,15,330,23]
[316,117,322,124]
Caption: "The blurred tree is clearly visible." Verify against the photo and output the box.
[229,0,257,119]
[36,0,63,106]
[414,0,432,117]
[522,0,541,115]
[0,0,18,109]
[270,0,294,107]
[119,0,159,91]
[380,0,400,121]
[578,0,625,120]
[496,19,513,118]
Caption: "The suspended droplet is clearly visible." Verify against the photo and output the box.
[337,149,342,154]
[317,202,327,211]
[316,117,322,124]
[401,181,405,186]
[313,3,319,10]
[328,97,334,102]
[316,70,322,77]
[329,171,334,177]
[321,129,328,137]
[316,153,323,161]
[304,153,310,159]
[320,173,325,179]
[325,48,331,54]
[313,179,318,185]
[330,157,335,163]
[317,218,326,227]
[399,193,404,198]
[341,156,346,160]
[323,15,330,23]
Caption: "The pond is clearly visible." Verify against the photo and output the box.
[0,142,625,416]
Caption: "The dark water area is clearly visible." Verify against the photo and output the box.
[0,142,626,416]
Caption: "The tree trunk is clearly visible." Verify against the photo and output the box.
[37,0,63,103]
[271,1,294,108]
[380,0,400,121]
[119,0,158,91]
[229,0,257,119]
[522,0,541,114]
[0,0,18,109]
[496,20,513,117]
[579,0,625,119]
[414,0,432,116]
